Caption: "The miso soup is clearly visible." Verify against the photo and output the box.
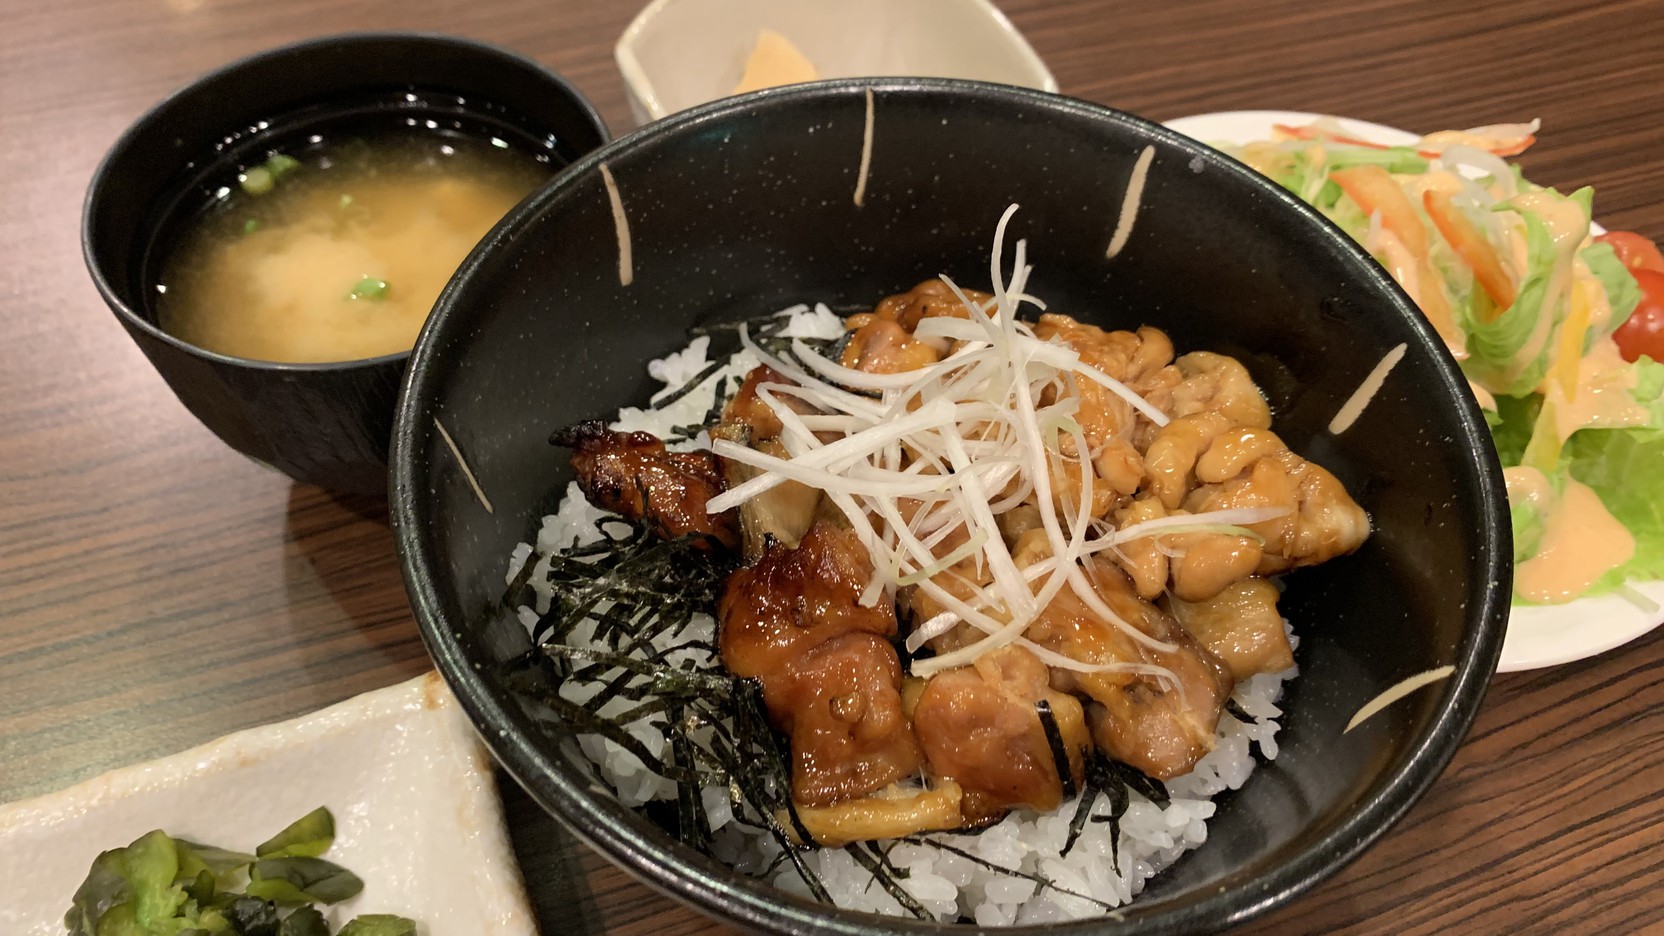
[156,133,549,364]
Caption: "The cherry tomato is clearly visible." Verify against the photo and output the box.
[1596,231,1664,274]
[1612,267,1664,363]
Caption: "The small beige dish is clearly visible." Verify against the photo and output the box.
[0,673,535,936]
[615,0,1058,125]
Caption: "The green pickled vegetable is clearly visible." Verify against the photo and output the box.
[61,807,409,936]
[225,896,280,936]
[245,858,362,905]
[277,908,329,936]
[255,807,334,860]
[336,916,417,936]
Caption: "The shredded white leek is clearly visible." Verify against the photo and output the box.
[1102,507,1285,545]
[434,418,493,514]
[1343,665,1456,733]
[599,162,632,287]
[897,529,989,587]
[1007,507,1287,580]
[704,205,1210,679]
[1437,145,1518,200]
[1329,343,1407,435]
[1106,145,1156,259]
[853,87,875,207]
[1615,583,1661,616]
[906,611,961,654]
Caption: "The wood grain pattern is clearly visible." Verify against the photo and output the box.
[1,0,1660,933]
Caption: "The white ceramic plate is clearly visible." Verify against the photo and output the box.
[1164,110,1664,672]
[0,673,537,936]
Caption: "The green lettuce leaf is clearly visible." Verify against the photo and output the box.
[125,831,186,926]
[1464,187,1594,396]
[337,915,418,936]
[1639,355,1664,400]
[1631,355,1664,426]
[255,807,335,860]
[63,809,380,936]
[223,896,280,936]
[63,830,234,936]
[1511,497,1548,566]
[277,907,330,936]
[1565,426,1664,586]
[174,840,255,883]
[246,857,363,905]
[1582,240,1643,341]
[1489,392,1540,467]
[65,848,133,936]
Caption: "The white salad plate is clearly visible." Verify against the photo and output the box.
[1164,110,1664,673]
[0,672,537,936]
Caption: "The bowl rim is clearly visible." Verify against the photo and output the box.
[391,77,1510,934]
[614,0,1059,122]
[80,30,610,375]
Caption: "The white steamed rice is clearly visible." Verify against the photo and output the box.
[509,304,1295,922]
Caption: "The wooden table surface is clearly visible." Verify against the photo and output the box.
[3,0,1662,933]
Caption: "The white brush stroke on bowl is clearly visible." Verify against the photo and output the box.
[0,672,536,936]
[615,0,1058,126]
[1164,109,1664,673]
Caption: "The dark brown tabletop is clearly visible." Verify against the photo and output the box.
[3,1,1661,933]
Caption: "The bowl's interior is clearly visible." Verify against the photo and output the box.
[393,79,1509,934]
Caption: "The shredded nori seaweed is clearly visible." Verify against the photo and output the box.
[500,512,1178,916]
[665,375,739,445]
[1061,752,1166,869]
[668,703,712,850]
[1061,754,1105,859]
[688,307,840,358]
[1094,782,1133,876]
[1224,697,1282,763]
[649,359,726,411]
[1115,761,1170,810]
[506,523,732,650]
[1035,700,1078,801]
[849,843,931,920]
[1225,698,1254,723]
[662,308,843,445]
[897,837,1121,913]
[501,521,846,903]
